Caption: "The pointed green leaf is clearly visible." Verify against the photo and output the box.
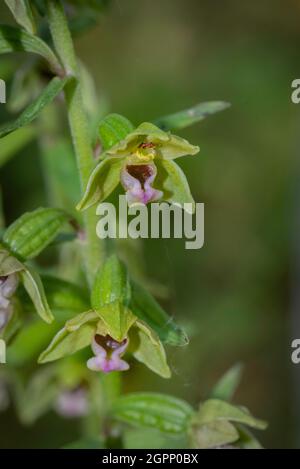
[130,280,188,346]
[154,101,231,131]
[210,363,244,401]
[20,265,54,323]
[0,76,70,138]
[91,252,136,340]
[155,159,195,208]
[91,255,131,309]
[99,113,135,151]
[0,25,61,74]
[5,1,36,34]
[38,311,99,363]
[130,320,171,379]
[77,157,123,210]
[189,419,239,449]
[3,207,69,260]
[113,392,194,435]
[196,399,268,431]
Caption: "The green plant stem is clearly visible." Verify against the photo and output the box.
[46,0,104,285]
[46,2,122,439]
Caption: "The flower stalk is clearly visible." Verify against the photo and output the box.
[46,0,104,285]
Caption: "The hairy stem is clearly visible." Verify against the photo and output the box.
[46,0,104,285]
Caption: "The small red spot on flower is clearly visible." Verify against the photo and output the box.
[139,142,155,149]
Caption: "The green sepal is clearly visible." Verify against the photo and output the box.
[155,159,195,209]
[105,122,199,160]
[38,310,99,363]
[0,247,24,275]
[0,246,54,323]
[130,280,188,346]
[129,320,171,379]
[76,157,123,210]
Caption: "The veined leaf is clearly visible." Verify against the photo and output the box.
[98,113,134,151]
[0,24,61,73]
[154,101,231,131]
[113,393,194,435]
[0,76,70,139]
[3,207,69,260]
[5,1,36,34]
[130,281,188,346]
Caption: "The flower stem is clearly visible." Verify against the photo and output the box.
[46,0,104,285]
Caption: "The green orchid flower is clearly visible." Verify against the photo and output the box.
[39,255,188,379]
[77,119,199,210]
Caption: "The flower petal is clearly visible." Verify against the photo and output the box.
[154,158,195,210]
[77,157,123,211]
[121,164,163,206]
[159,134,199,159]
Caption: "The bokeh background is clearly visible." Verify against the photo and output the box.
[0,0,300,449]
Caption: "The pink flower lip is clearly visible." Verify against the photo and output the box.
[87,334,130,373]
[120,164,163,206]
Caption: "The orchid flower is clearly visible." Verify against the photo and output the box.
[77,122,199,210]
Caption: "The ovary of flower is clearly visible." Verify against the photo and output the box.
[87,335,129,373]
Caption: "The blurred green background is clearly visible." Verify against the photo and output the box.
[0,0,300,449]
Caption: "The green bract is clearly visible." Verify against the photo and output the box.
[39,255,188,379]
[77,115,199,211]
